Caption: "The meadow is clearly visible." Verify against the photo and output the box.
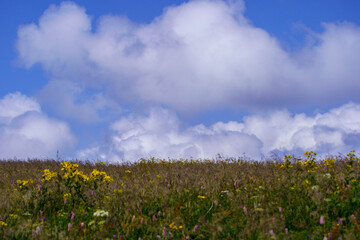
[0,151,360,239]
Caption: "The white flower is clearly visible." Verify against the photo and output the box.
[93,210,109,217]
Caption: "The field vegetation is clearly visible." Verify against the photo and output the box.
[0,151,360,239]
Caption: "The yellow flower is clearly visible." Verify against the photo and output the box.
[113,189,123,194]
[64,193,72,199]
[41,169,57,182]
[16,179,34,189]
[198,195,206,199]
[125,170,132,174]
[0,221,7,227]
[169,222,179,230]
[103,175,113,183]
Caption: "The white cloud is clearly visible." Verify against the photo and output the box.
[0,92,77,159]
[37,80,122,123]
[13,1,360,161]
[78,103,360,162]
[16,0,360,115]
[0,92,41,124]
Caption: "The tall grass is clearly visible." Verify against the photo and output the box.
[0,151,360,239]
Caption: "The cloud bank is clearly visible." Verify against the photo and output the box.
[0,92,76,159]
[12,0,360,161]
[77,103,360,162]
[16,0,360,114]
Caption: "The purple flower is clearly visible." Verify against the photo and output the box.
[38,185,42,191]
[36,226,40,235]
[320,216,325,225]
[71,212,75,221]
[285,228,288,234]
[81,222,84,227]
[40,210,43,217]
[64,198,67,204]
[152,215,156,221]
[243,206,247,214]
[162,227,166,236]
[68,223,71,232]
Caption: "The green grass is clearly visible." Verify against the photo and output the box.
[0,151,360,239]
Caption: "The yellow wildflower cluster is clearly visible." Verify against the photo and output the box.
[57,210,66,217]
[198,195,206,199]
[41,169,57,182]
[0,221,7,227]
[61,162,88,181]
[61,162,79,173]
[169,222,183,230]
[279,155,294,168]
[16,179,34,189]
[90,169,114,183]
[345,150,359,168]
[322,158,336,168]
[63,193,71,199]
[113,189,123,194]
[59,162,113,183]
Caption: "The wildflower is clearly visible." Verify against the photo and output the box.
[198,195,206,199]
[320,216,325,225]
[152,215,156,221]
[68,223,71,232]
[0,221,7,227]
[157,211,161,217]
[194,224,200,232]
[81,222,84,227]
[114,189,123,194]
[324,237,328,240]
[285,228,288,234]
[71,212,75,221]
[38,185,41,191]
[41,169,57,182]
[36,226,41,235]
[40,210,43,217]
[103,175,114,183]
[93,210,109,217]
[162,227,166,236]
[125,170,132,174]
[243,206,247,214]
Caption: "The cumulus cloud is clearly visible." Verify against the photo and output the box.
[13,0,360,161]
[0,92,76,159]
[77,107,262,162]
[16,0,360,114]
[77,103,360,162]
[37,80,122,123]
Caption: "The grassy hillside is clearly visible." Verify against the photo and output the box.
[0,151,360,239]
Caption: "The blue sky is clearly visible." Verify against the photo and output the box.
[1,0,360,161]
